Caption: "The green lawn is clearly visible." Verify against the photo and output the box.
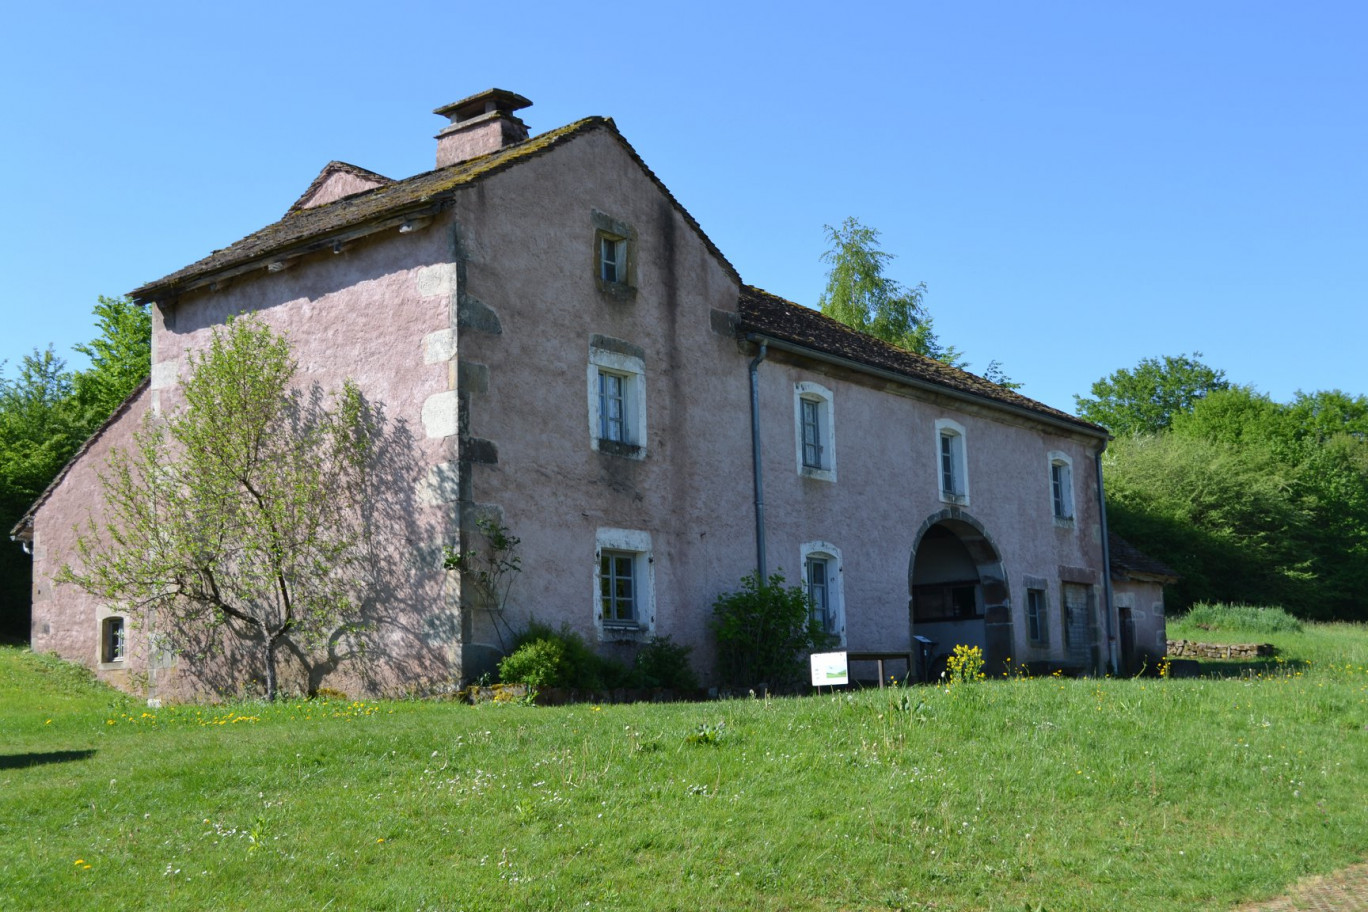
[2,628,1367,911]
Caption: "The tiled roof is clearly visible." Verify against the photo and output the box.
[132,116,739,302]
[1109,532,1179,582]
[737,285,1107,435]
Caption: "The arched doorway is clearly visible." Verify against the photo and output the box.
[908,510,1013,678]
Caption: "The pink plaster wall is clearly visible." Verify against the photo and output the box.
[752,354,1108,673]
[36,223,461,699]
[30,386,152,692]
[448,128,755,677]
[1114,578,1169,666]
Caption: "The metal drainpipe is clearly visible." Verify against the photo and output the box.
[748,341,769,579]
[1095,446,1117,674]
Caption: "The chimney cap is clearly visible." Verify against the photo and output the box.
[434,88,533,125]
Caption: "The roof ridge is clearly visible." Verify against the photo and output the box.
[132,116,611,301]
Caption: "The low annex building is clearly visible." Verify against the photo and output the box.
[11,90,1144,699]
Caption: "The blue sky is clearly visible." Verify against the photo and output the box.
[2,1,1364,416]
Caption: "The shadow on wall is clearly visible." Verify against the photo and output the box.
[154,387,453,700]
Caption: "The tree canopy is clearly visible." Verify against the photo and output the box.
[72,296,152,423]
[818,217,1019,388]
[1092,357,1368,620]
[1074,352,1228,436]
[1,298,151,640]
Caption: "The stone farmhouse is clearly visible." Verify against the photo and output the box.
[11,90,1168,698]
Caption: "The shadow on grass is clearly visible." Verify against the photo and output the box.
[0,749,97,770]
[1194,659,1310,679]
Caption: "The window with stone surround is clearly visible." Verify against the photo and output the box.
[588,337,646,459]
[935,418,969,505]
[1049,451,1075,523]
[592,209,636,299]
[794,381,836,481]
[595,527,655,639]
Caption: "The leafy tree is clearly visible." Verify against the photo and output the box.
[818,217,1020,388]
[0,349,83,640]
[1168,386,1289,447]
[0,348,81,505]
[1,299,152,641]
[60,315,379,700]
[819,217,930,352]
[71,297,151,424]
[1074,353,1228,435]
[1285,390,1368,443]
[1103,379,1368,620]
[1103,433,1310,611]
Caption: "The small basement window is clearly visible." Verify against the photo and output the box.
[101,616,127,663]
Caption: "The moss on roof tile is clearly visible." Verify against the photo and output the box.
[133,116,741,301]
[132,117,615,301]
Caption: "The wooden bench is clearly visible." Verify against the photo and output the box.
[846,651,915,687]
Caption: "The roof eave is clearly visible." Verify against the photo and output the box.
[746,332,1109,440]
[7,377,151,540]
[131,200,447,305]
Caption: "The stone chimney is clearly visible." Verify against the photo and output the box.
[434,89,532,167]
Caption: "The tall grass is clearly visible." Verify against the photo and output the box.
[1178,602,1304,634]
[2,633,1368,911]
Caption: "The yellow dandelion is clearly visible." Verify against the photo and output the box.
[377,838,385,843]
[74,859,85,865]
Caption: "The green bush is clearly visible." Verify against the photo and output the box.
[712,571,831,689]
[497,635,569,690]
[1181,602,1304,635]
[499,622,631,692]
[634,636,699,692]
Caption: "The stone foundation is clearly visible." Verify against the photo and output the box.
[1166,640,1276,659]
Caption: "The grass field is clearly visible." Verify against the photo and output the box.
[2,619,1367,911]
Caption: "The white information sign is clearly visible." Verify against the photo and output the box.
[809,651,849,687]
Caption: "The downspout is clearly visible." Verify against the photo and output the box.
[748,340,769,579]
[1095,445,1117,674]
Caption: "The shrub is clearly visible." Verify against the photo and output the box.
[498,636,569,690]
[712,571,831,689]
[1181,602,1304,635]
[499,622,632,692]
[634,636,699,692]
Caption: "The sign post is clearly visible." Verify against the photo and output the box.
[809,651,849,689]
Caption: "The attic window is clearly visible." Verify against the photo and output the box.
[600,236,626,283]
[591,209,636,300]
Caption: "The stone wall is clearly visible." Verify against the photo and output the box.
[1166,640,1276,659]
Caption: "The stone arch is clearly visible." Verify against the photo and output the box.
[907,508,1013,676]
